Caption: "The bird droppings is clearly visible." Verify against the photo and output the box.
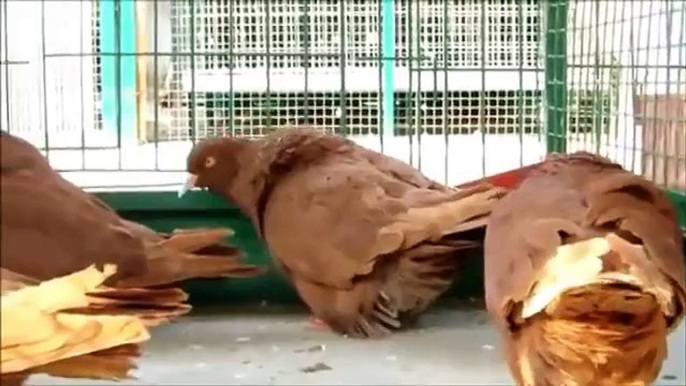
[235,336,251,342]
[234,373,246,379]
[294,344,325,353]
[189,344,204,351]
[662,374,678,380]
[300,362,333,373]
[241,360,251,365]
[482,344,495,350]
[385,355,397,361]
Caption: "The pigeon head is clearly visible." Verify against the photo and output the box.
[179,137,250,198]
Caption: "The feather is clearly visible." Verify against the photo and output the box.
[1,132,265,328]
[1,265,150,385]
[185,128,507,338]
[484,151,685,386]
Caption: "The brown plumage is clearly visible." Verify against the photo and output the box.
[183,128,506,338]
[0,132,265,326]
[484,151,686,386]
[1,265,150,385]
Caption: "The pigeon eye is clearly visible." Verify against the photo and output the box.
[205,156,216,168]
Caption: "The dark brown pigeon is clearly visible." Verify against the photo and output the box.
[181,127,507,338]
[0,132,265,325]
[483,151,686,386]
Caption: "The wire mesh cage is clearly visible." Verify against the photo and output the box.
[548,0,685,192]
[169,0,544,141]
[0,0,684,194]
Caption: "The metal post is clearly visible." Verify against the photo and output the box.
[381,0,396,138]
[544,0,568,154]
[100,0,137,144]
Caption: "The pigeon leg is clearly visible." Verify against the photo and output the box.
[307,315,331,330]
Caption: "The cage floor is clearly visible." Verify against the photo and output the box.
[27,305,686,386]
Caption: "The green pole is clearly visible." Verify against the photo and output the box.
[545,0,568,154]
[381,0,396,138]
[100,0,137,144]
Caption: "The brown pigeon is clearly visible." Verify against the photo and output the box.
[0,131,265,325]
[483,151,686,386]
[181,127,507,338]
[1,265,150,386]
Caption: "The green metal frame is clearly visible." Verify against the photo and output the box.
[669,191,686,235]
[96,191,486,305]
[95,188,685,305]
[97,191,297,305]
[544,0,568,154]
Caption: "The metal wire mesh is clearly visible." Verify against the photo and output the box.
[0,0,683,193]
[172,0,543,139]
[548,0,685,192]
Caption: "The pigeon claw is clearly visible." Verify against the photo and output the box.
[307,316,331,330]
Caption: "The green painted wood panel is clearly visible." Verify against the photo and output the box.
[96,190,686,305]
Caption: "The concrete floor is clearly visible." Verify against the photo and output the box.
[29,305,686,386]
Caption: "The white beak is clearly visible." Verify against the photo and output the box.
[178,174,198,198]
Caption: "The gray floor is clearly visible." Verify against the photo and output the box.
[29,304,686,386]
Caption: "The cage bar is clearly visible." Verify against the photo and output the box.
[0,0,682,225]
[381,0,396,138]
[545,0,568,153]
[99,0,137,144]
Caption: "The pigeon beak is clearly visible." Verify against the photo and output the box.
[178,174,198,198]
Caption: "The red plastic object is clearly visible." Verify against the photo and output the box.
[456,162,544,190]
